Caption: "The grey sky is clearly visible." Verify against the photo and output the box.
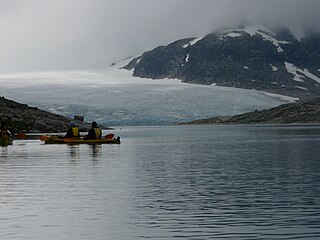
[0,0,319,73]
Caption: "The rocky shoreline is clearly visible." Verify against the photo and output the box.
[0,97,90,133]
[181,98,320,125]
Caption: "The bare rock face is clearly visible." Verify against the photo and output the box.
[0,97,90,133]
[123,27,320,99]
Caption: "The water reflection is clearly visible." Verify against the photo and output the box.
[0,126,319,240]
[90,145,102,160]
[67,144,102,162]
[68,145,80,165]
[1,145,9,159]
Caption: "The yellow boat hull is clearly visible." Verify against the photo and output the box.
[41,136,121,144]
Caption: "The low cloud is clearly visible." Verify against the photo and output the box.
[0,0,319,73]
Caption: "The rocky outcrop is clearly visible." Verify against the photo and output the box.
[182,98,320,125]
[123,26,320,99]
[0,97,90,133]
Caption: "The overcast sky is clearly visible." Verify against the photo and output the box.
[0,0,320,73]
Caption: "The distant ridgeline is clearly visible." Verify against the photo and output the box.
[123,26,320,99]
[181,98,320,125]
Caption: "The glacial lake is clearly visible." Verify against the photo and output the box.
[1,125,320,240]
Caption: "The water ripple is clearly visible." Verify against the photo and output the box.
[1,126,320,239]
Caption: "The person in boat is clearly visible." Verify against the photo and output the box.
[85,121,102,140]
[0,123,12,138]
[64,122,80,138]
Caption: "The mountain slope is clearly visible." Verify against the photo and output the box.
[0,97,89,132]
[182,98,320,125]
[123,26,320,98]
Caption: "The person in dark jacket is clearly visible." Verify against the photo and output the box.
[85,121,102,140]
[0,123,12,138]
[64,122,80,138]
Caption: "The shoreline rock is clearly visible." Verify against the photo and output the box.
[180,98,320,125]
[0,96,91,133]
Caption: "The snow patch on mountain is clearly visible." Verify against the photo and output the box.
[185,53,190,62]
[226,32,242,38]
[258,91,298,103]
[234,26,290,52]
[183,37,204,48]
[295,86,308,91]
[270,64,278,71]
[285,62,305,82]
[302,69,320,83]
[241,26,274,36]
[285,62,320,83]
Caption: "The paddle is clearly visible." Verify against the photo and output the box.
[15,133,26,139]
[15,133,41,140]
[105,134,114,139]
[39,135,50,142]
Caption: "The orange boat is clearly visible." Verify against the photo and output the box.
[40,134,121,144]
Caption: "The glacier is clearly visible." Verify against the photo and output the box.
[0,64,296,126]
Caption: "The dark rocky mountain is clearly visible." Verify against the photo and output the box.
[123,26,320,99]
[181,98,320,125]
[0,97,90,133]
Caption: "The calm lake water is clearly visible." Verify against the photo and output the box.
[1,125,320,240]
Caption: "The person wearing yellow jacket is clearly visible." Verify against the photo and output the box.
[64,122,80,138]
[85,121,102,140]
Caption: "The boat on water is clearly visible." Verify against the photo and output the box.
[0,135,13,146]
[40,135,121,144]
